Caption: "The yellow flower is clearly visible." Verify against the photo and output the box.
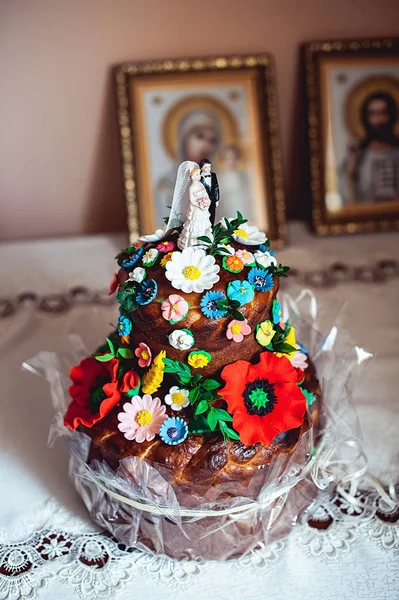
[187,351,211,369]
[256,320,275,347]
[276,326,297,361]
[160,252,174,267]
[142,350,166,394]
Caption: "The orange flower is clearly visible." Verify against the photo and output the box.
[120,370,140,393]
[225,255,244,273]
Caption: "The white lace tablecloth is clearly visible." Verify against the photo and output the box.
[0,222,398,600]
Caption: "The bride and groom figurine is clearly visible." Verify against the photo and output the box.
[165,159,219,250]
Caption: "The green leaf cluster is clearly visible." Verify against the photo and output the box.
[94,337,135,362]
[197,212,248,256]
[162,357,240,441]
[116,281,140,312]
[216,297,245,322]
[266,263,290,278]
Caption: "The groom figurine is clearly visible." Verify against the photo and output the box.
[200,158,219,226]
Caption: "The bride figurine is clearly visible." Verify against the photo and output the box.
[177,165,213,249]
[162,161,213,250]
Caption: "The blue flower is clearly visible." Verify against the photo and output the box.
[159,416,188,445]
[272,300,282,324]
[121,246,143,268]
[248,267,274,292]
[136,279,157,305]
[200,291,227,319]
[227,280,255,306]
[258,244,274,256]
[297,342,309,355]
[117,314,132,336]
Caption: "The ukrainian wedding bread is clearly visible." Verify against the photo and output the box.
[64,161,321,559]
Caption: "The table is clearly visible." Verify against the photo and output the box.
[0,222,398,600]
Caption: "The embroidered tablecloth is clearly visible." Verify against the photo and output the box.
[0,222,398,600]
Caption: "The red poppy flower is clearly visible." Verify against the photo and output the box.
[108,272,118,295]
[64,357,121,430]
[219,352,307,446]
[120,370,139,393]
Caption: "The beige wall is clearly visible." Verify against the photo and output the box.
[1,0,398,241]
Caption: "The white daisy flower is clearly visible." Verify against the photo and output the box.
[139,228,165,243]
[231,222,267,246]
[217,243,235,256]
[142,248,159,266]
[168,329,195,350]
[165,248,220,293]
[128,266,146,283]
[164,386,190,411]
[254,249,277,268]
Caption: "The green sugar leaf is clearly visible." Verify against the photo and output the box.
[106,337,115,354]
[94,352,114,362]
[118,348,134,359]
[201,379,221,391]
[195,400,209,416]
[207,409,218,431]
[214,408,233,422]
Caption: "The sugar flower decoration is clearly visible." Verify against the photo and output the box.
[117,315,132,337]
[291,351,309,370]
[223,255,244,273]
[200,290,227,319]
[160,251,174,267]
[254,249,277,269]
[248,267,274,292]
[128,267,146,283]
[168,329,194,350]
[134,342,152,368]
[161,294,189,323]
[235,249,255,266]
[120,371,140,396]
[139,228,165,243]
[136,280,157,305]
[227,280,255,306]
[219,353,307,446]
[141,350,166,394]
[231,222,267,246]
[164,386,190,411]
[121,247,144,268]
[226,319,251,343]
[159,416,188,445]
[165,247,220,293]
[142,248,159,267]
[64,357,121,430]
[188,351,211,369]
[156,240,176,253]
[217,243,235,256]
[256,320,275,347]
[108,272,118,295]
[272,300,282,325]
[117,394,166,442]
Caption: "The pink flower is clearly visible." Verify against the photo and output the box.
[156,240,176,253]
[117,395,167,442]
[134,342,152,368]
[108,272,118,295]
[235,249,255,265]
[291,351,308,370]
[226,319,251,343]
[161,294,189,322]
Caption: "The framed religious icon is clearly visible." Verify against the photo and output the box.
[304,37,399,235]
[115,55,287,245]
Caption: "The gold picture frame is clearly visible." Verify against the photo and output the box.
[304,37,399,235]
[115,55,287,246]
